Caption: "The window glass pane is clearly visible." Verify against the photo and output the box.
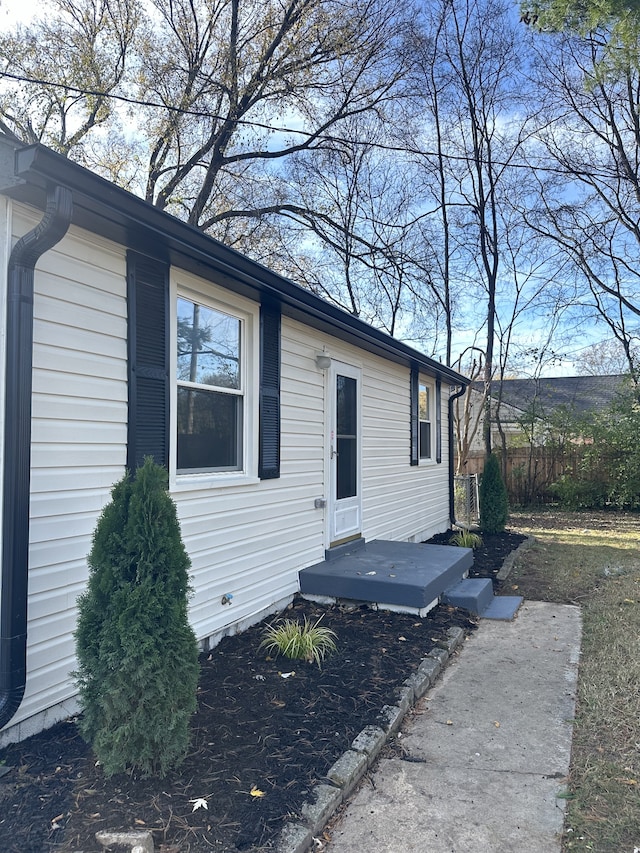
[337,375,357,435]
[419,421,431,459]
[177,386,242,471]
[336,374,357,499]
[418,381,431,460]
[177,297,241,389]
[419,384,429,420]
[337,437,357,499]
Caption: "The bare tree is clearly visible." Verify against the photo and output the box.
[133,0,409,239]
[573,336,640,375]
[407,0,552,458]
[261,120,446,345]
[0,0,139,163]
[526,27,640,386]
[0,0,409,250]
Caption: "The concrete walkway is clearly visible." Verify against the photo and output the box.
[324,601,582,853]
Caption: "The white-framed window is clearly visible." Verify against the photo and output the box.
[418,380,433,461]
[172,276,258,481]
[176,296,243,472]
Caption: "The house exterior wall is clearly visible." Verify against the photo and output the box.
[361,356,450,542]
[169,315,451,646]
[1,201,452,745]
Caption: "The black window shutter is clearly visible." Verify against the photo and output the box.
[436,379,442,464]
[127,251,169,473]
[258,303,281,479]
[410,367,419,466]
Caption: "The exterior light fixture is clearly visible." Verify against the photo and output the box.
[315,353,332,369]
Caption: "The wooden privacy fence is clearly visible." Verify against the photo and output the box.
[461,448,583,505]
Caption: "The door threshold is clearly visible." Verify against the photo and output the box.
[325,536,366,561]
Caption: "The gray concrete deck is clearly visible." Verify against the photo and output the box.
[299,540,474,611]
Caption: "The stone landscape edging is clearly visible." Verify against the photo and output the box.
[496,533,535,582]
[275,625,466,853]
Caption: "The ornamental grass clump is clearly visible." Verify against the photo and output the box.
[260,615,337,668]
[74,457,199,778]
[449,529,483,549]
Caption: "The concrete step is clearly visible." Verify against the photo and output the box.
[481,595,523,621]
[443,577,524,621]
[442,577,494,616]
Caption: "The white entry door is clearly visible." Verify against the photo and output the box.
[328,361,362,546]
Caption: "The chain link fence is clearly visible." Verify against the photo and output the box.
[453,474,480,528]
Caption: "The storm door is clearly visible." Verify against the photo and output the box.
[328,362,362,545]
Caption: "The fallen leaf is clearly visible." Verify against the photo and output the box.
[135,818,146,825]
[398,636,407,642]
[494,721,500,728]
[446,720,453,725]
[51,814,65,824]
[190,797,209,812]
[279,671,295,678]
[250,786,266,798]
[365,571,377,575]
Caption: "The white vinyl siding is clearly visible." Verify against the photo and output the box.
[361,357,449,543]
[10,204,129,734]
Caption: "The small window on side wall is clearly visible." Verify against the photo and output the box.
[419,382,432,460]
[176,296,243,473]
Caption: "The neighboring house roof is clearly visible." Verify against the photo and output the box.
[494,375,627,418]
[472,375,628,421]
[0,136,468,389]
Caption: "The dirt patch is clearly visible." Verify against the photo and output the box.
[509,507,640,533]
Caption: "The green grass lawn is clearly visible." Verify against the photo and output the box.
[508,510,640,853]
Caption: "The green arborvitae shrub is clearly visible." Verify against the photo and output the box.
[479,453,509,534]
[74,457,200,777]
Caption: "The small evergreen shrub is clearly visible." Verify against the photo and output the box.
[479,453,509,534]
[74,458,199,777]
[260,616,337,667]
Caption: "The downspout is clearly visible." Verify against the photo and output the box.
[0,184,73,731]
[448,383,467,527]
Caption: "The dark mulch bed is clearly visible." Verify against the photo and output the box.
[0,530,523,853]
[426,528,528,588]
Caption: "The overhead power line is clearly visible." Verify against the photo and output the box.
[0,69,576,176]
